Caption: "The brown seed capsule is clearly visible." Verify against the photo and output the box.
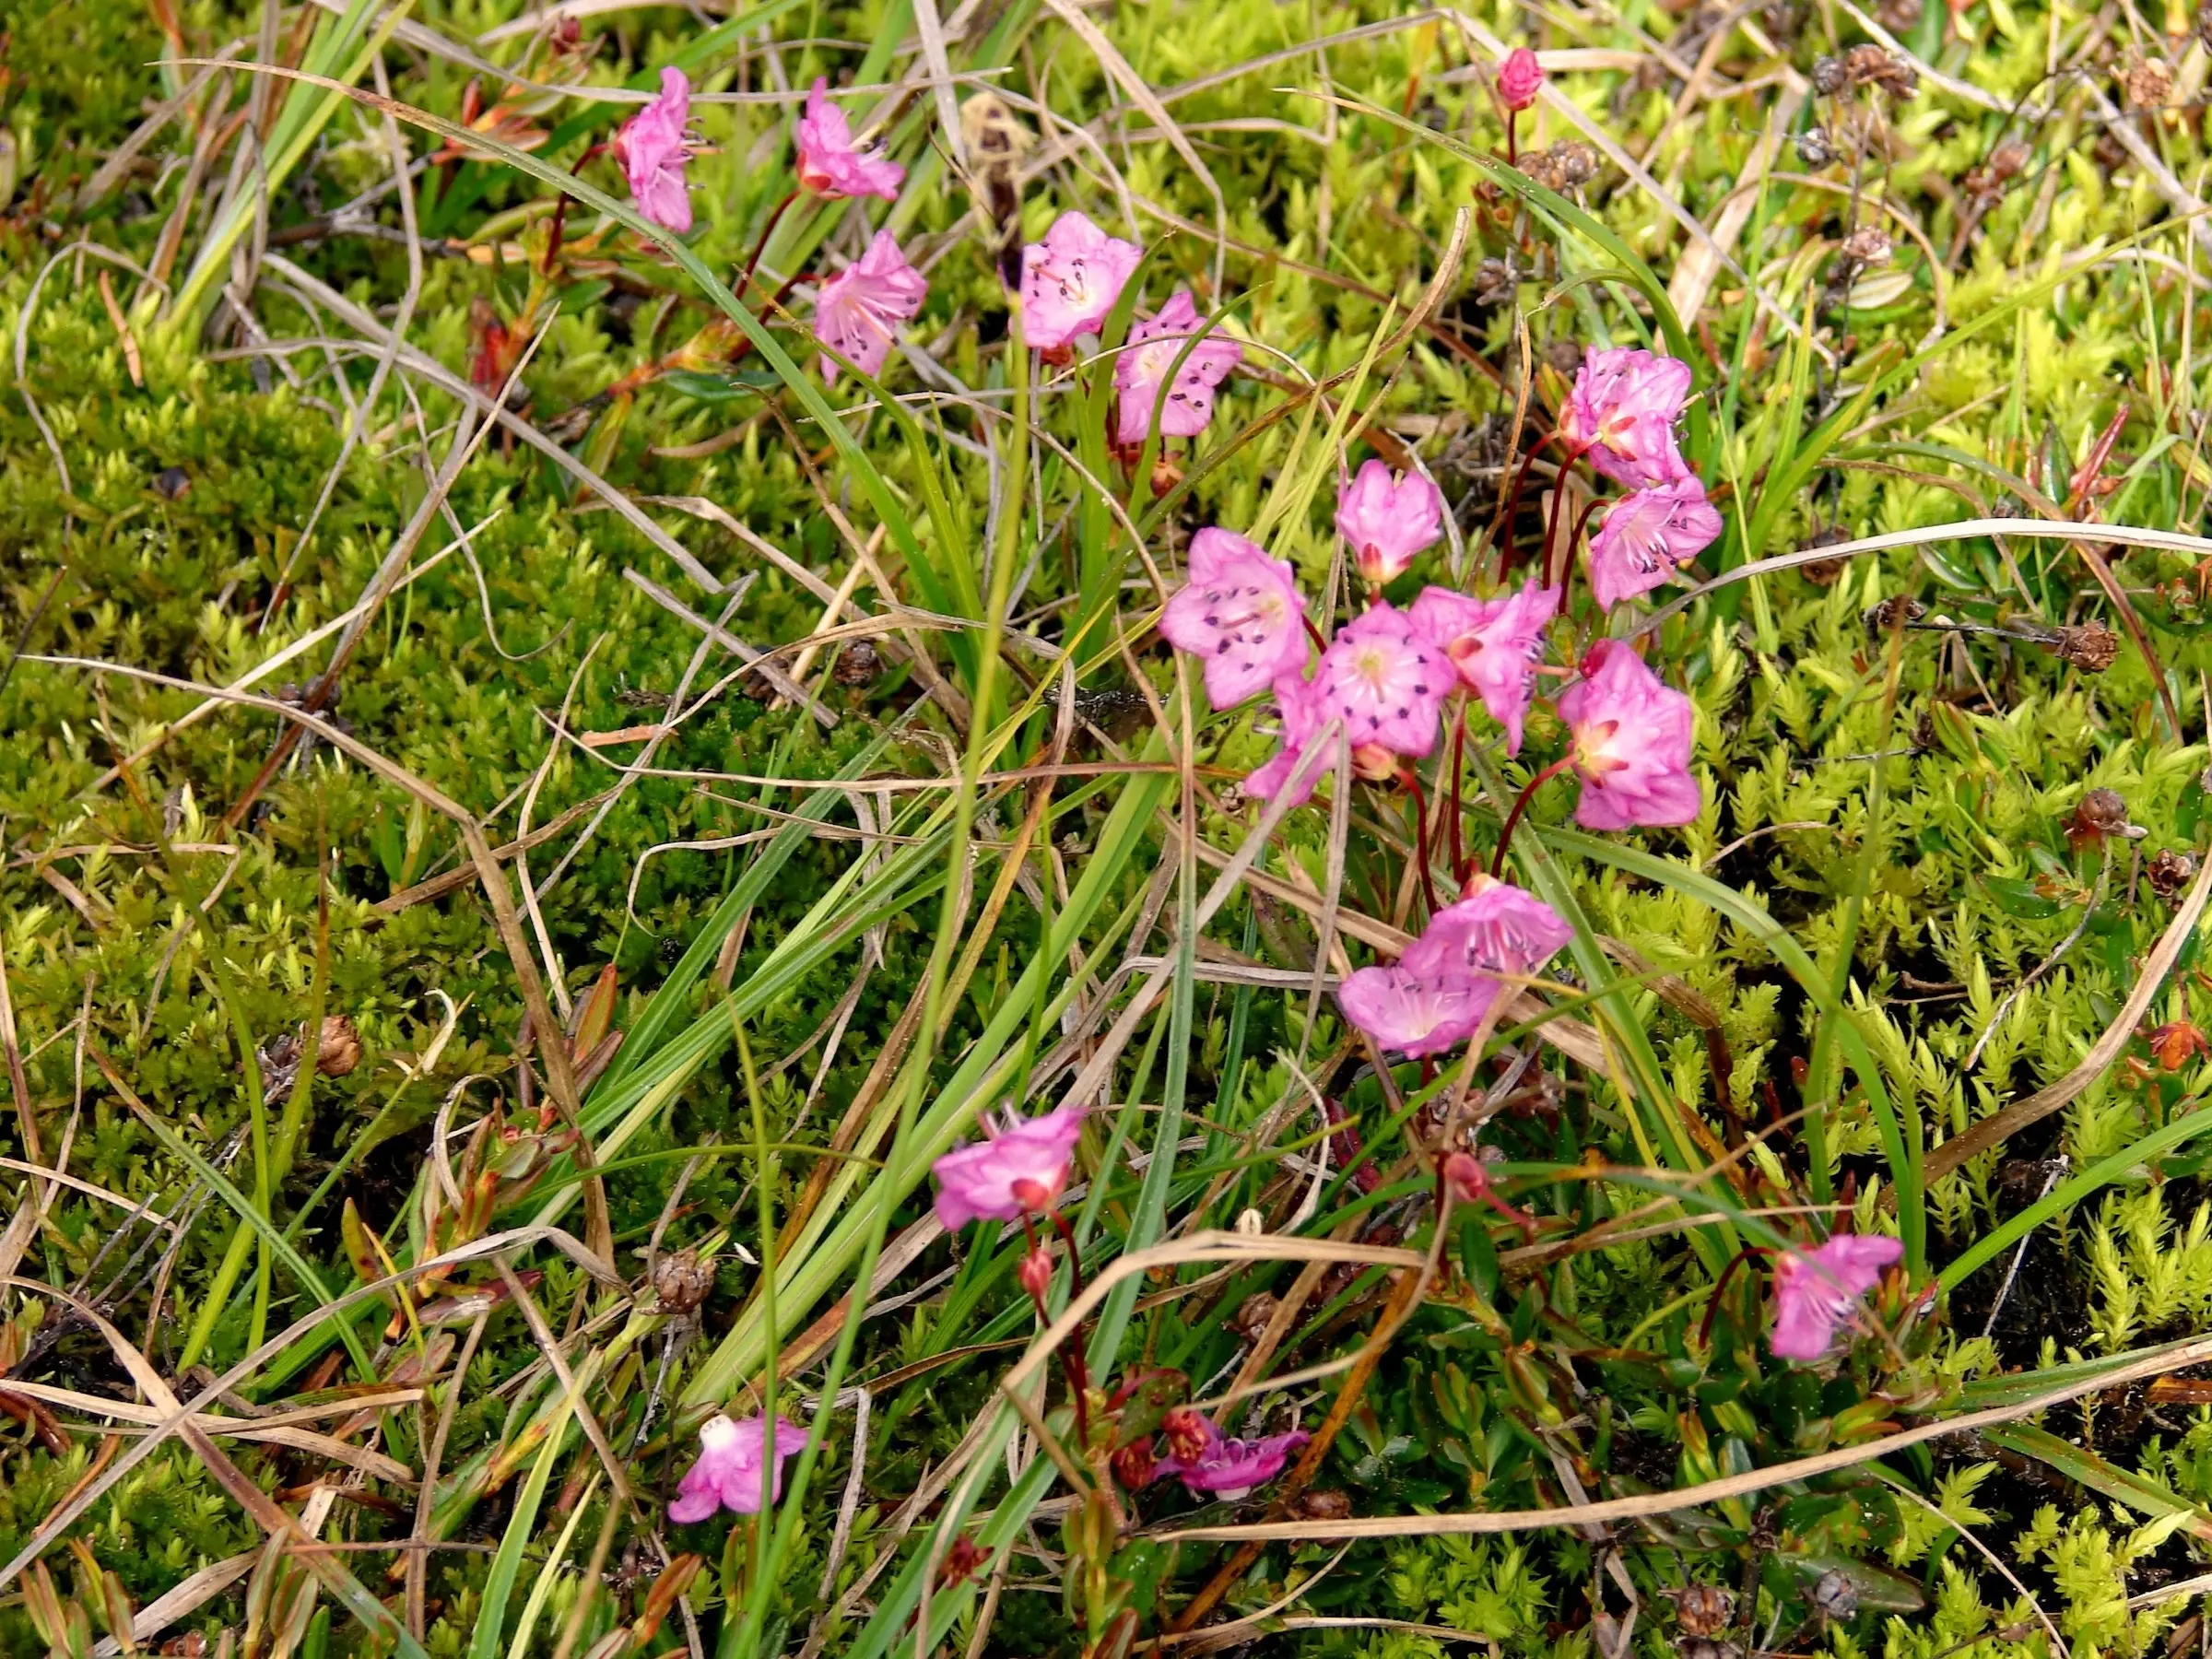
[1471,255,1519,308]
[2124,53,2174,111]
[2065,786,2143,851]
[1811,54,1848,95]
[315,1015,362,1077]
[833,640,882,688]
[1544,337,1585,377]
[1862,595,1926,637]
[1666,1584,1737,1638]
[1294,1489,1353,1521]
[2051,621,2120,672]
[1228,1292,1279,1343]
[2149,849,2198,900]
[1840,226,1893,268]
[1799,525,1850,585]
[651,1246,714,1315]
[1675,1640,1742,1659]
[1874,0,1922,30]
[1842,43,1919,99]
[1811,1569,1857,1621]
[1796,127,1837,167]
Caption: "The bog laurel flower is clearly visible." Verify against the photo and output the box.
[1402,873,1571,984]
[1587,476,1723,610]
[1557,640,1700,830]
[1496,48,1546,112]
[1019,211,1143,348]
[1559,347,1694,488]
[1336,962,1496,1058]
[794,76,906,201]
[669,1414,808,1521]
[1335,459,1444,584]
[1313,603,1451,760]
[1770,1234,1902,1361]
[930,1104,1086,1230]
[1243,672,1326,807]
[618,67,696,233]
[1158,528,1309,710]
[1408,581,1559,755]
[812,231,927,383]
[1114,290,1241,445]
[1151,1407,1309,1498]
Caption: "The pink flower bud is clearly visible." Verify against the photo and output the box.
[1498,49,1546,112]
[1440,1149,1488,1206]
[1018,1248,1054,1300]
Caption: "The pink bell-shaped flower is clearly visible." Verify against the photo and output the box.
[1312,603,1451,761]
[1018,211,1142,349]
[794,76,905,201]
[1115,289,1241,445]
[930,1104,1085,1230]
[1408,581,1559,756]
[1587,476,1722,611]
[1559,347,1694,488]
[668,1413,808,1521]
[1557,641,1700,830]
[1771,1234,1902,1361]
[813,230,927,383]
[618,67,696,234]
[1336,459,1445,584]
[1158,528,1309,710]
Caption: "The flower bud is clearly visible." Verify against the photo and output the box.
[1440,1149,1488,1206]
[1018,1247,1054,1301]
[1497,48,1545,112]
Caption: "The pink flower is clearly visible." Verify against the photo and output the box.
[1559,347,1693,488]
[1497,48,1546,112]
[813,230,927,383]
[1771,1234,1902,1361]
[1115,290,1241,445]
[1402,874,1571,985]
[1337,963,1497,1057]
[794,77,905,201]
[1158,528,1308,709]
[1336,460,1445,584]
[931,1103,1085,1230]
[1588,477,1723,610]
[1558,641,1700,830]
[618,67,695,234]
[1019,211,1142,349]
[1313,603,1451,760]
[1408,581,1559,756]
[669,1414,808,1521]
[1244,672,1326,808]
[1151,1408,1309,1498]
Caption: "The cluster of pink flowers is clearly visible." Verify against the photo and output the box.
[1560,348,1724,611]
[617,70,929,385]
[1021,211,1242,448]
[1339,874,1572,1056]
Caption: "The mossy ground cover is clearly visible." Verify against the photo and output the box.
[9,0,2212,1653]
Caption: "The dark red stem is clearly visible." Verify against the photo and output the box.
[1496,431,1571,582]
[1490,754,1575,877]
[1552,496,1606,594]
[1402,766,1441,916]
[1696,1246,1768,1349]
[1023,1212,1094,1449]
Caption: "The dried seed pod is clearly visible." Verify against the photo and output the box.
[833,639,882,687]
[1228,1292,1279,1343]
[1294,1489,1353,1521]
[1874,0,1923,29]
[651,1246,714,1315]
[1471,255,1519,308]
[1544,337,1585,377]
[1839,226,1893,268]
[1799,525,1850,585]
[1811,54,1849,95]
[315,1015,362,1078]
[2065,786,2145,850]
[2124,53,2174,110]
[1862,595,1926,636]
[1811,1569,1858,1621]
[2051,621,2120,672]
[1843,43,1919,98]
[1665,1584,1736,1637]
[1796,127,1837,166]
[1675,1640,1742,1659]
[2149,849,2198,900]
